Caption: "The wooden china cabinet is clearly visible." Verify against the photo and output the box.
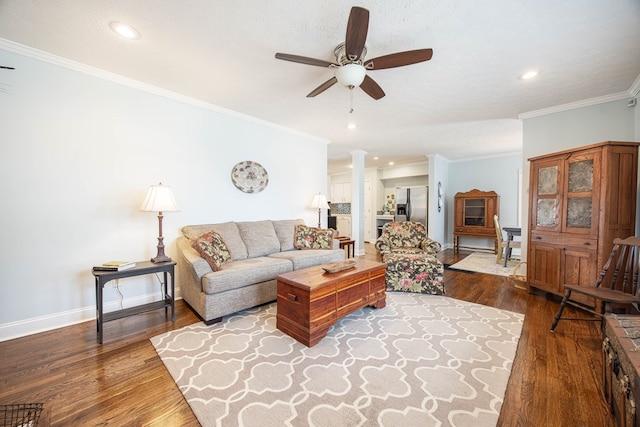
[453,189,499,252]
[527,141,639,305]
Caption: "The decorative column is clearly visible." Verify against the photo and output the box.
[349,149,367,256]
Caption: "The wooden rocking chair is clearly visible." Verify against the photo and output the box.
[551,236,640,332]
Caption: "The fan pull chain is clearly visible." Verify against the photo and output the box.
[349,88,354,114]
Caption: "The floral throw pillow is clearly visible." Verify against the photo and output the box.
[293,224,334,250]
[191,231,233,271]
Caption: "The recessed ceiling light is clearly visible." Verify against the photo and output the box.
[347,123,357,130]
[373,156,379,160]
[388,162,395,166]
[110,22,141,40]
[520,70,540,80]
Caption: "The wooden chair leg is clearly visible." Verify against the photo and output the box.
[551,290,572,332]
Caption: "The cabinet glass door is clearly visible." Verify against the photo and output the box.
[464,199,485,226]
[566,159,593,228]
[563,152,600,234]
[536,165,560,228]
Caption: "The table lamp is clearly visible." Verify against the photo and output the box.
[140,182,180,263]
[310,192,329,228]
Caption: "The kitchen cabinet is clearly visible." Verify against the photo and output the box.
[453,189,499,252]
[376,215,394,238]
[527,141,639,304]
[331,183,352,203]
[336,215,352,238]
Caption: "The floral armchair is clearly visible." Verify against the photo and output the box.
[375,221,442,257]
[375,221,444,295]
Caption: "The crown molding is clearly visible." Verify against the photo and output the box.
[518,90,634,120]
[448,150,523,163]
[630,73,640,97]
[0,38,329,144]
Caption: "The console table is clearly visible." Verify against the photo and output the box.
[93,261,175,344]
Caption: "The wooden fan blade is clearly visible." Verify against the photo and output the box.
[0,66,15,69]
[345,7,369,61]
[307,77,338,97]
[275,53,336,67]
[364,49,433,70]
[360,75,385,100]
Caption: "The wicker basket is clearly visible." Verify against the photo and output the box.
[0,403,44,427]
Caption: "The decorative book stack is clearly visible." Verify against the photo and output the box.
[92,261,136,272]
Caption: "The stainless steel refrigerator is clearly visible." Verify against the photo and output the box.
[395,186,428,227]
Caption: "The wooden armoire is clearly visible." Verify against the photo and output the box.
[453,189,499,252]
[527,141,639,303]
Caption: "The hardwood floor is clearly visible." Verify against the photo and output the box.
[0,246,614,426]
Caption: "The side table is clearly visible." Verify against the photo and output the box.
[92,260,176,344]
[336,236,355,258]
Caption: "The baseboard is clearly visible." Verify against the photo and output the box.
[0,289,182,342]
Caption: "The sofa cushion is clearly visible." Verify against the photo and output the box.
[272,219,305,251]
[293,224,334,250]
[269,248,345,270]
[236,220,281,258]
[190,231,232,271]
[201,256,292,294]
[182,222,248,260]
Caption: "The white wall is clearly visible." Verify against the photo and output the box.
[447,153,523,249]
[0,47,329,340]
[428,154,449,245]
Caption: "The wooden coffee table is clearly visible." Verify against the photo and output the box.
[276,258,386,347]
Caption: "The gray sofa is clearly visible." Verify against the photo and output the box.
[176,219,345,324]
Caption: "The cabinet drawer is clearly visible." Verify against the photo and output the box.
[530,232,597,249]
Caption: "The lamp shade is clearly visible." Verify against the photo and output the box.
[140,183,180,212]
[335,63,366,88]
[310,193,330,210]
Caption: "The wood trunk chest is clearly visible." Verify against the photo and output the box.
[276,259,386,347]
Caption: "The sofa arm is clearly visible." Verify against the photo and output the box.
[421,238,442,255]
[177,238,214,279]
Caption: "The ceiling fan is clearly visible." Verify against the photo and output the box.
[275,6,433,100]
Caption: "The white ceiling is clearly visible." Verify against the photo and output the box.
[1,0,639,175]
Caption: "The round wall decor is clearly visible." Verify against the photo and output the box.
[231,161,269,193]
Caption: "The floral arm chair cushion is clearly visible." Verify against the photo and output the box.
[384,253,445,295]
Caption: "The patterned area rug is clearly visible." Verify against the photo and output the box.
[151,293,523,427]
[447,252,522,277]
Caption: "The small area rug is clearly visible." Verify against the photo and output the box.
[447,252,521,277]
[151,293,523,427]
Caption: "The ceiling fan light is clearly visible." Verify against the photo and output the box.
[335,63,366,88]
